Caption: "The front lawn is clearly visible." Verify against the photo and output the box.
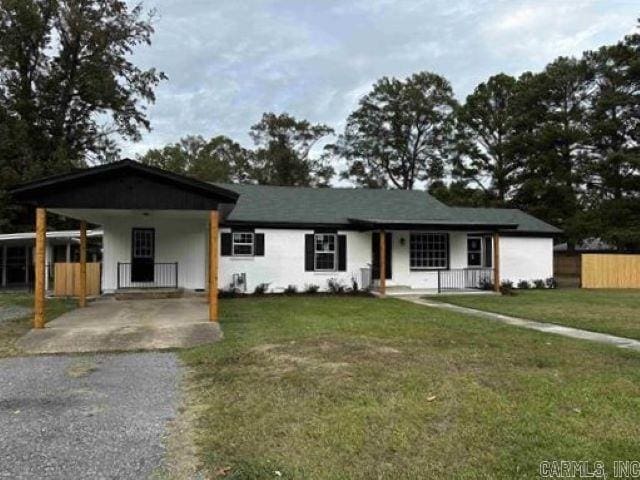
[431,289,640,340]
[181,296,640,479]
[0,293,76,357]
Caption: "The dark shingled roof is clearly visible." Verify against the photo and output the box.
[216,183,561,234]
[449,207,562,234]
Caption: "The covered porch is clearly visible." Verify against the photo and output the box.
[10,159,239,327]
[353,220,511,296]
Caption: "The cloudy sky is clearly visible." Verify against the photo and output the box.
[122,0,638,158]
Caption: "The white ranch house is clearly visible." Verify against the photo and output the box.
[10,160,559,324]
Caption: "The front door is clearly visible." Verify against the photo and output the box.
[131,228,154,283]
[371,232,392,280]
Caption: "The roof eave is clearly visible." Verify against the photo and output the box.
[10,159,240,203]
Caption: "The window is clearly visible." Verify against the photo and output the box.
[467,235,493,268]
[410,233,448,269]
[232,232,254,256]
[133,229,154,258]
[467,236,483,267]
[314,233,336,271]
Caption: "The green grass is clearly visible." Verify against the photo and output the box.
[180,296,640,479]
[430,289,640,340]
[0,293,76,357]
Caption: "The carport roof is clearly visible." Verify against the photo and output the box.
[11,159,239,210]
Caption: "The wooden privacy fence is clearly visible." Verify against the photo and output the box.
[581,254,640,288]
[554,253,581,277]
[53,262,101,297]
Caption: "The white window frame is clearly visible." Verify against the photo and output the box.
[409,232,448,270]
[314,233,337,272]
[232,232,254,257]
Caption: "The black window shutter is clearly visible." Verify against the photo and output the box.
[305,234,314,271]
[338,235,347,271]
[254,233,265,256]
[221,233,232,256]
[385,232,392,279]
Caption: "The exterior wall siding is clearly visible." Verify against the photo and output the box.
[100,222,554,293]
[102,216,207,292]
[219,229,371,293]
[499,236,554,285]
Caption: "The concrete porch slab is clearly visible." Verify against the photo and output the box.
[17,297,222,354]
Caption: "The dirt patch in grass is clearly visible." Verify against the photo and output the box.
[249,339,402,376]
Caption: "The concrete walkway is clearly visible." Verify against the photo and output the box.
[402,296,640,352]
[17,297,222,354]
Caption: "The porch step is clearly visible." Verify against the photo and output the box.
[114,288,184,300]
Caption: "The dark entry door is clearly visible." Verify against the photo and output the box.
[371,232,392,280]
[131,228,155,283]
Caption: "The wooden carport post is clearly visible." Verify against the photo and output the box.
[208,211,219,322]
[379,229,386,296]
[79,220,87,307]
[493,232,500,292]
[34,208,46,329]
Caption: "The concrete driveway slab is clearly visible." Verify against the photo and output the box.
[0,352,181,479]
[17,297,222,354]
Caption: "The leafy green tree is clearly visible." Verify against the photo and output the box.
[334,72,457,189]
[138,135,253,183]
[454,74,520,205]
[428,181,490,207]
[582,26,640,248]
[512,58,592,244]
[249,112,334,187]
[0,0,164,231]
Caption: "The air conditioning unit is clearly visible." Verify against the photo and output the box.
[231,273,247,292]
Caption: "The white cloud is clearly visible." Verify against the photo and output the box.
[121,0,638,164]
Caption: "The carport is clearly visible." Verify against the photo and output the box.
[17,296,222,354]
[10,159,239,328]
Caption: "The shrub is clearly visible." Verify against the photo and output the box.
[545,277,557,289]
[350,275,359,293]
[327,278,345,294]
[479,278,494,291]
[499,280,515,296]
[253,283,269,295]
[304,284,320,294]
[533,279,545,289]
[284,284,297,295]
[517,280,530,289]
[218,288,241,299]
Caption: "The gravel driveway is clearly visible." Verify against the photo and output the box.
[0,352,182,479]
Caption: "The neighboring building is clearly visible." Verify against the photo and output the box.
[553,238,617,253]
[10,160,560,296]
[0,230,102,291]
